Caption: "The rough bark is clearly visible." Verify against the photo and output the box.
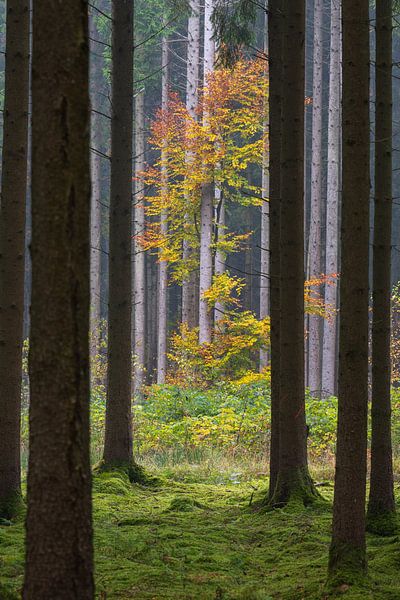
[157,36,169,384]
[133,90,146,395]
[321,0,341,399]
[182,0,200,329]
[367,0,396,536]
[0,0,30,520]
[23,0,94,596]
[269,0,316,507]
[214,192,225,325]
[103,0,134,468]
[328,0,370,578]
[307,0,323,397]
[267,0,283,499]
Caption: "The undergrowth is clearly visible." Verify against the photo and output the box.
[0,470,399,599]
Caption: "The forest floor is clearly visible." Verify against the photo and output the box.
[0,467,399,599]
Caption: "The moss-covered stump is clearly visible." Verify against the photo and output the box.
[0,491,24,522]
[366,509,398,536]
[267,466,320,509]
[93,459,157,486]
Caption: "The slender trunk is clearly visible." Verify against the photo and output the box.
[0,0,30,519]
[214,192,225,324]
[307,0,323,398]
[23,0,94,595]
[329,0,370,577]
[367,0,395,536]
[182,0,200,329]
[267,0,283,499]
[133,91,146,395]
[89,14,103,360]
[198,0,215,344]
[157,36,169,383]
[270,0,316,507]
[103,0,134,468]
[259,12,270,369]
[322,0,341,399]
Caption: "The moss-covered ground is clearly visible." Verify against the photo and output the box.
[0,469,399,599]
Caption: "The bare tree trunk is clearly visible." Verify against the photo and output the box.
[269,0,316,507]
[157,36,169,383]
[0,0,29,520]
[367,0,396,536]
[329,0,370,577]
[322,0,341,399]
[267,0,283,499]
[307,0,323,397]
[133,90,146,395]
[260,10,269,370]
[23,0,94,595]
[182,0,200,329]
[214,192,225,324]
[198,0,215,344]
[103,0,134,469]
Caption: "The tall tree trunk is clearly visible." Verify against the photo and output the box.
[157,35,169,384]
[321,0,341,399]
[269,0,316,506]
[133,90,146,395]
[267,0,283,499]
[214,192,225,325]
[259,11,270,369]
[198,0,215,345]
[307,0,323,397]
[367,0,395,536]
[103,0,134,469]
[182,0,200,329]
[0,0,30,520]
[23,0,94,595]
[328,0,370,577]
[89,13,104,361]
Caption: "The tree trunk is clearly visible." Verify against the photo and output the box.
[367,0,395,536]
[133,90,146,395]
[267,0,283,499]
[307,0,323,398]
[103,0,134,469]
[182,0,200,329]
[269,0,316,507]
[157,35,169,384]
[328,0,370,578]
[321,0,341,399]
[214,192,225,325]
[23,0,94,596]
[0,0,29,520]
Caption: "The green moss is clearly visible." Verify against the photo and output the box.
[267,466,321,510]
[327,541,367,589]
[167,495,207,512]
[0,492,25,522]
[366,510,398,537]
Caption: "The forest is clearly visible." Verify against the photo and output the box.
[0,0,399,598]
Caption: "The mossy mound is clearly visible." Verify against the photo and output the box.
[366,510,398,537]
[92,471,132,496]
[167,495,207,512]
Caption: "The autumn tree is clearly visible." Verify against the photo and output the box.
[329,0,370,578]
[23,0,94,596]
[0,0,30,520]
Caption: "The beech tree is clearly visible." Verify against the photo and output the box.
[0,0,29,519]
[367,0,396,536]
[23,0,94,596]
[329,0,370,578]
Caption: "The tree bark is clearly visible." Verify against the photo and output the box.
[182,0,200,329]
[133,90,146,395]
[103,0,134,468]
[23,0,94,596]
[329,0,370,578]
[157,35,169,384]
[214,192,225,325]
[321,0,341,399]
[269,0,316,507]
[0,0,30,520]
[367,0,395,536]
[307,0,323,398]
[267,0,283,500]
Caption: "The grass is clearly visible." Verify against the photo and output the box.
[0,464,400,599]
